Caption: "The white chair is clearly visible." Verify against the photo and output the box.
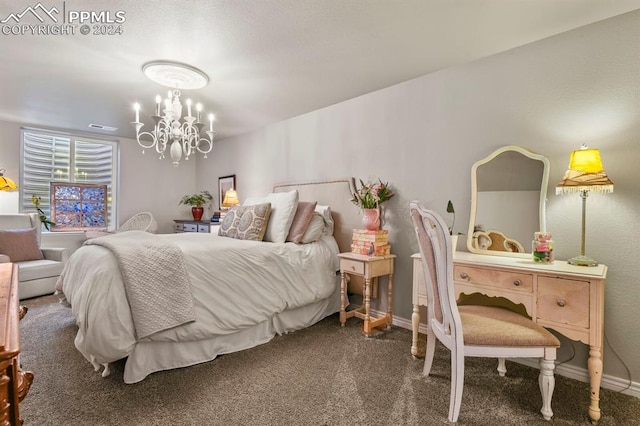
[409,202,560,422]
[85,212,158,239]
[117,212,158,233]
[0,213,69,300]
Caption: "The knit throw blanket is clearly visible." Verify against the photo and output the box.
[85,231,195,339]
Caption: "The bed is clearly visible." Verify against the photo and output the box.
[57,178,359,384]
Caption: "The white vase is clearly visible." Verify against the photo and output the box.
[450,234,458,258]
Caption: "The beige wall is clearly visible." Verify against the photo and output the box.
[197,11,640,384]
[0,9,637,389]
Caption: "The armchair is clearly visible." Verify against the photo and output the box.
[0,213,69,300]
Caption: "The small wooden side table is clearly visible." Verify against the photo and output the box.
[338,252,396,336]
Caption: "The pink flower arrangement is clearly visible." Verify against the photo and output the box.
[351,178,395,209]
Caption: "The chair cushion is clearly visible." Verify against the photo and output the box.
[0,228,44,262]
[16,259,64,282]
[460,305,560,347]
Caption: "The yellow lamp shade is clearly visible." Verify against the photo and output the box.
[556,146,613,194]
[0,169,18,191]
[221,189,240,208]
[568,148,604,173]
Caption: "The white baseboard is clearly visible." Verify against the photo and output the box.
[381,311,640,399]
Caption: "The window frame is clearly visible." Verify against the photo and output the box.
[50,182,109,232]
[19,127,120,232]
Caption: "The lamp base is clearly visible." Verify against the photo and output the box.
[568,255,598,267]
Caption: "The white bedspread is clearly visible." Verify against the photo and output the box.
[60,232,340,381]
[84,231,195,339]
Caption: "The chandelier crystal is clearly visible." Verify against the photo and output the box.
[132,61,216,167]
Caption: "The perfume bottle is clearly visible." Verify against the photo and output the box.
[532,232,554,264]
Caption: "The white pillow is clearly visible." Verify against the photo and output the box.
[244,190,299,243]
[315,205,334,235]
[300,213,325,244]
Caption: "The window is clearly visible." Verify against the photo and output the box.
[51,182,108,231]
[20,128,118,231]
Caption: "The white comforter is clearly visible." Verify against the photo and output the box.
[60,232,340,375]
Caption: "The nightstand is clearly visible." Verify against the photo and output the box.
[173,220,211,233]
[338,252,396,336]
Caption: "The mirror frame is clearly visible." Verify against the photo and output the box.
[466,145,550,258]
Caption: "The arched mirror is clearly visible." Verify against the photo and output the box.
[467,145,550,258]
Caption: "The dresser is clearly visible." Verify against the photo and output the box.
[173,220,212,233]
[0,263,33,425]
[411,251,607,423]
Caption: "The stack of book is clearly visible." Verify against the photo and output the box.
[351,229,391,256]
[211,211,222,223]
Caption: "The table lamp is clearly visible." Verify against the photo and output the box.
[0,169,18,191]
[556,145,613,266]
[221,189,240,209]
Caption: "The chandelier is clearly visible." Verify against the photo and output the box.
[132,61,216,167]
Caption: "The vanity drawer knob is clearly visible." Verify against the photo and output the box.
[460,272,469,280]
[513,279,522,287]
[556,299,566,307]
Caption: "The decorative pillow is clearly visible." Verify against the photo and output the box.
[218,206,242,239]
[315,205,334,235]
[0,228,44,262]
[218,203,272,241]
[300,213,325,244]
[286,201,317,243]
[243,190,299,243]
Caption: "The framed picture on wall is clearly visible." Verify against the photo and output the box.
[218,174,236,209]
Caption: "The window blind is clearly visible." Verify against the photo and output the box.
[21,129,118,231]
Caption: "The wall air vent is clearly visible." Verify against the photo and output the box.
[89,124,118,131]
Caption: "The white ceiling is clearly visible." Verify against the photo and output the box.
[1,0,639,141]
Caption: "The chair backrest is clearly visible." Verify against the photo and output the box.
[473,230,525,253]
[409,202,463,347]
[0,213,42,245]
[118,212,158,233]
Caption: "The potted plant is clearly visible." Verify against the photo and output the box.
[179,190,214,221]
[446,200,463,253]
[351,178,394,230]
[31,194,55,231]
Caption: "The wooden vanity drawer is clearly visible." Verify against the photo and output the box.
[537,276,589,328]
[174,223,184,232]
[342,259,364,275]
[454,265,533,292]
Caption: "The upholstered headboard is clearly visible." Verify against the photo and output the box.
[273,177,358,253]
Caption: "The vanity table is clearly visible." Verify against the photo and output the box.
[411,252,607,423]
[410,145,610,422]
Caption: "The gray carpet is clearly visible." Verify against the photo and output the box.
[18,295,640,425]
